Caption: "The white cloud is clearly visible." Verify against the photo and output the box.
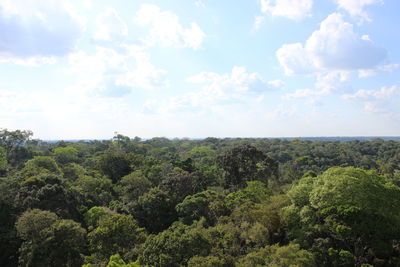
[93,8,128,41]
[268,79,285,89]
[265,104,297,120]
[144,66,275,114]
[135,4,205,50]
[66,45,168,97]
[253,15,265,31]
[335,0,383,22]
[363,102,383,113]
[0,0,84,64]
[342,85,398,100]
[358,63,399,78]
[276,13,386,75]
[259,0,313,20]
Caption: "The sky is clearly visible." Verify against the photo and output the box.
[0,0,399,139]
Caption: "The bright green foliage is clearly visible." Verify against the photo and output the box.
[74,175,114,207]
[53,146,79,164]
[284,167,400,265]
[88,214,146,261]
[22,156,61,176]
[63,163,86,181]
[106,254,141,267]
[176,190,229,225]
[225,181,270,208]
[84,206,111,230]
[236,243,316,267]
[16,209,86,267]
[116,170,152,204]
[187,255,226,267]
[139,222,211,267]
[0,146,6,171]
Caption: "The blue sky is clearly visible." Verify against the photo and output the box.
[0,0,399,139]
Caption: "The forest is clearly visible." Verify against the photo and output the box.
[1,128,400,267]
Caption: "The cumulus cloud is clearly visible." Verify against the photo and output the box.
[143,66,277,114]
[66,45,167,98]
[135,4,205,50]
[276,13,386,75]
[259,0,313,20]
[0,0,84,64]
[93,8,128,41]
[342,85,398,100]
[358,63,399,78]
[335,0,383,22]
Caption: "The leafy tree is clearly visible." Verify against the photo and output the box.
[176,190,229,225]
[0,177,21,267]
[159,170,208,203]
[139,222,211,267]
[284,167,400,265]
[225,181,270,209]
[131,187,177,233]
[16,174,81,220]
[217,144,278,189]
[53,146,79,164]
[0,146,7,173]
[73,175,114,207]
[106,254,141,267]
[97,153,132,183]
[88,214,146,262]
[115,170,152,204]
[22,156,62,177]
[236,243,316,267]
[16,209,86,267]
[0,128,33,167]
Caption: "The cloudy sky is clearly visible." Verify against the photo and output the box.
[0,0,399,139]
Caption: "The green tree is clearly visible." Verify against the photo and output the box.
[236,243,316,267]
[16,209,86,267]
[131,187,177,233]
[115,170,152,204]
[217,144,278,189]
[88,214,146,262]
[284,167,400,265]
[22,156,61,177]
[139,222,210,267]
[96,153,132,183]
[176,190,229,225]
[53,146,79,164]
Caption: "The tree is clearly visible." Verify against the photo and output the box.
[0,147,7,173]
[159,170,208,203]
[16,209,86,267]
[131,188,177,233]
[176,190,229,225]
[139,222,210,267]
[217,144,278,189]
[53,146,79,164]
[115,170,152,204]
[283,167,400,266]
[0,128,33,167]
[96,153,132,183]
[22,156,61,177]
[88,214,146,262]
[16,174,81,220]
[236,244,316,267]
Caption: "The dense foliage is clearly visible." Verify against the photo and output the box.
[1,128,400,266]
